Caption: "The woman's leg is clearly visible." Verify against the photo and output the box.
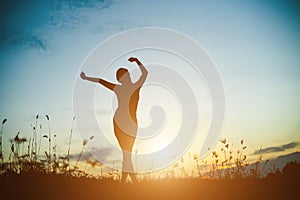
[122,151,137,182]
[113,120,137,182]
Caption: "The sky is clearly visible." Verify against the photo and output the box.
[0,0,299,170]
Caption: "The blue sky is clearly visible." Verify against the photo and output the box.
[0,0,299,161]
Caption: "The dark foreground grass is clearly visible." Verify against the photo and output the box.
[1,117,299,200]
[0,172,299,200]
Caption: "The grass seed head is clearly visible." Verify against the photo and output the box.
[2,118,7,125]
[82,139,88,146]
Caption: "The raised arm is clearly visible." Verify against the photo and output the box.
[80,72,116,91]
[128,57,148,86]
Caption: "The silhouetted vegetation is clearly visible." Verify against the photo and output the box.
[0,116,299,199]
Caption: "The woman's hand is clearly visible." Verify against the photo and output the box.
[80,71,87,80]
[128,57,138,63]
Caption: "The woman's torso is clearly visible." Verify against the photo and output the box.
[113,83,141,123]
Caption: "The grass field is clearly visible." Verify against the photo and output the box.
[1,170,299,200]
[0,117,299,200]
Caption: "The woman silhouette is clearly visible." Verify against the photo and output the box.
[80,57,148,182]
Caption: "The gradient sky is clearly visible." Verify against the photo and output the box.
[0,0,299,164]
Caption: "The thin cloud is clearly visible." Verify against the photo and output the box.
[0,0,113,51]
[253,141,299,155]
[46,0,114,31]
[68,147,115,162]
[281,142,298,149]
[0,28,48,51]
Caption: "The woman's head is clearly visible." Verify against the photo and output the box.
[116,68,131,83]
